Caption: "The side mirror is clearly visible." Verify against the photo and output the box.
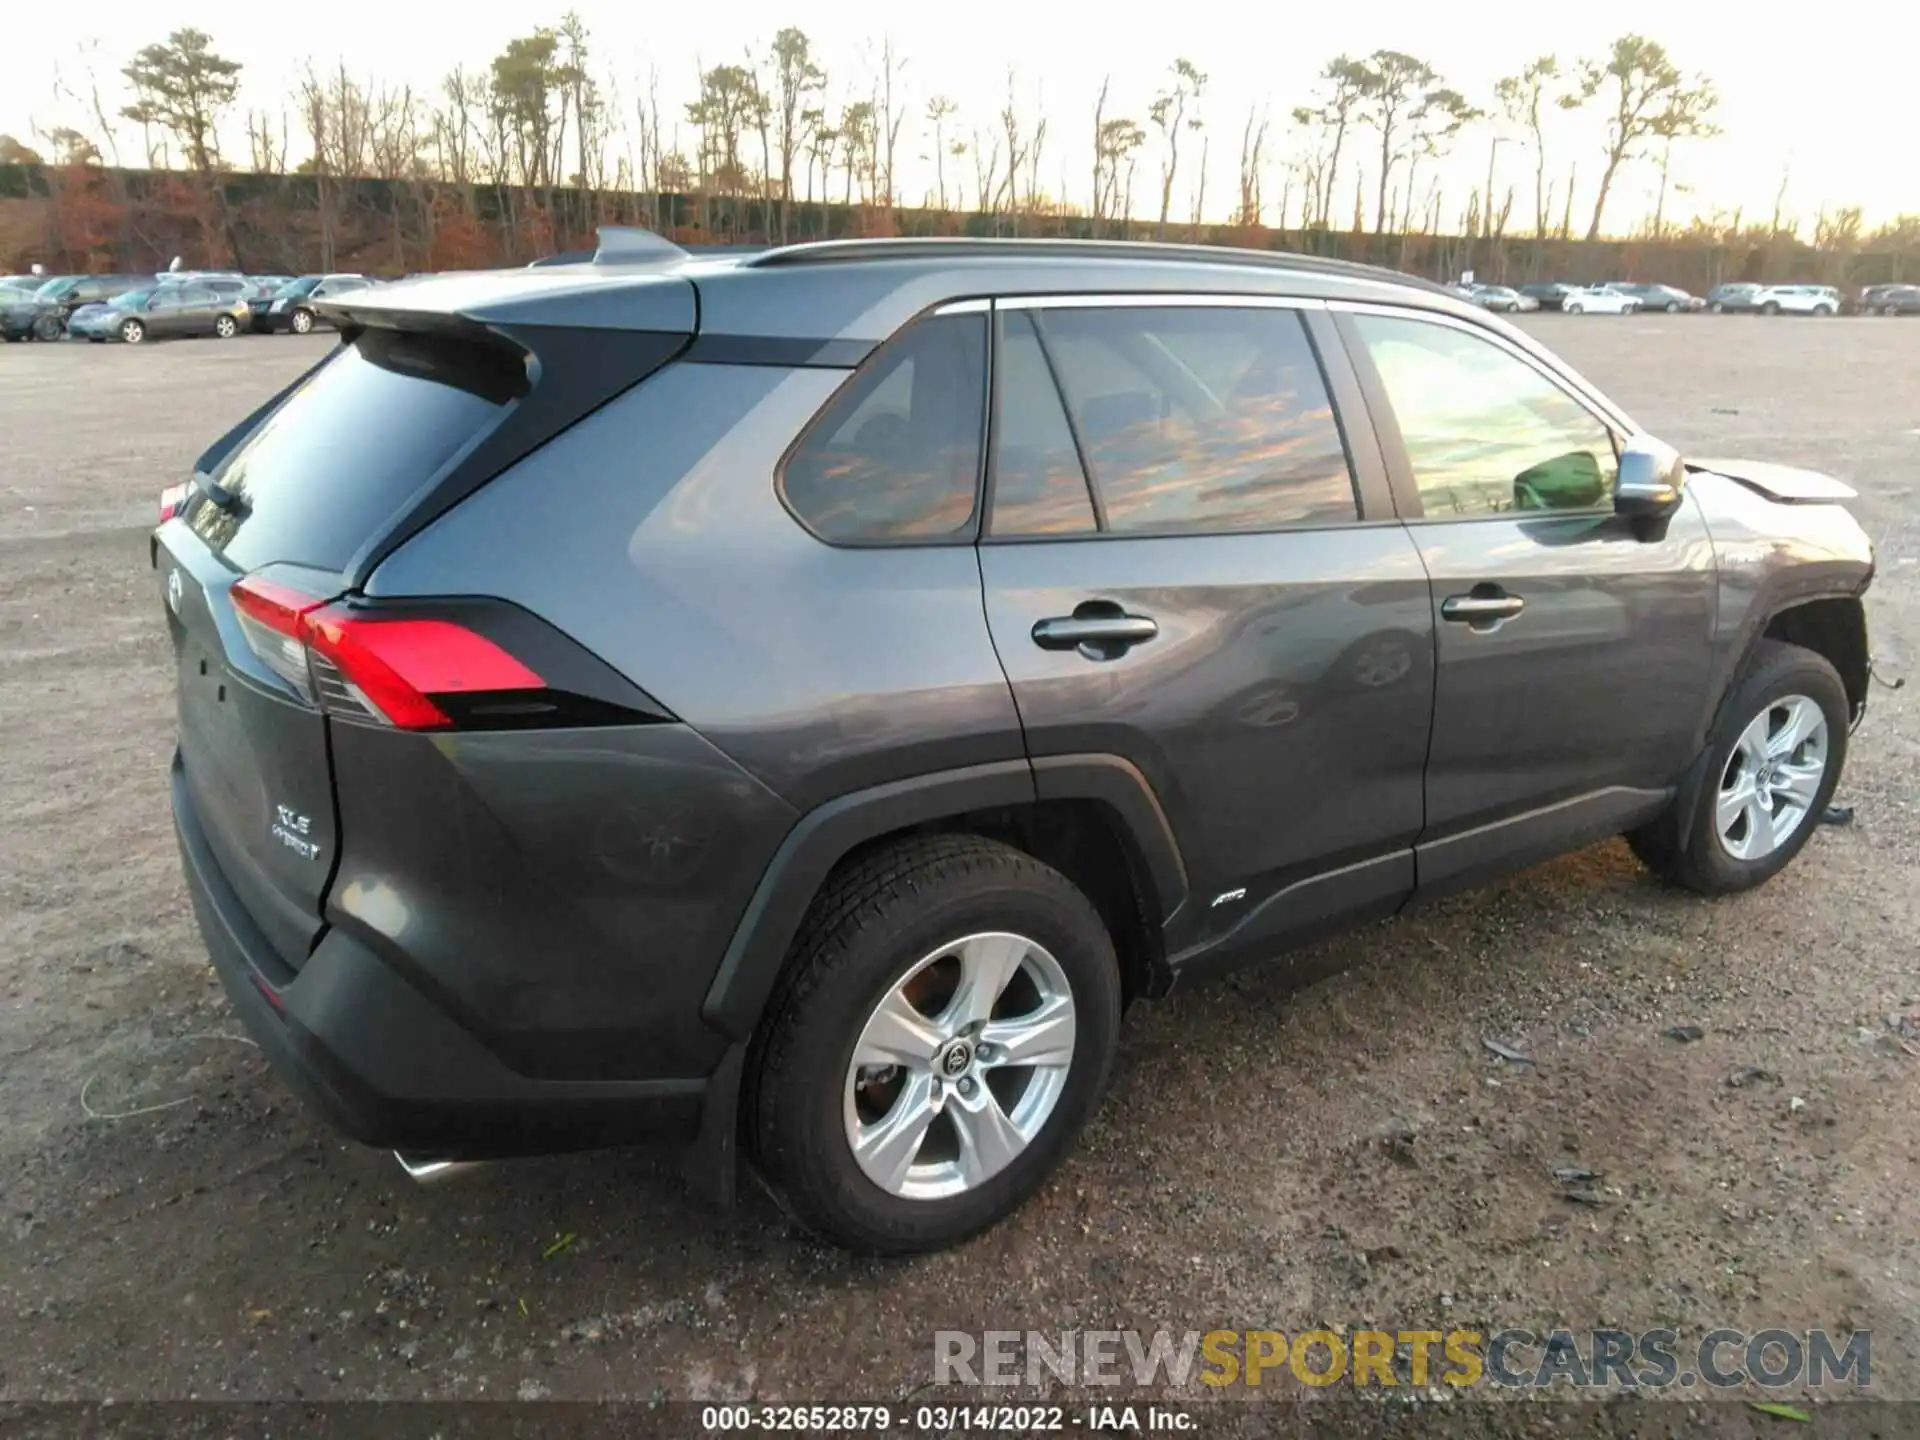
[1614,435,1686,518]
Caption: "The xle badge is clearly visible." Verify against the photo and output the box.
[273,803,323,861]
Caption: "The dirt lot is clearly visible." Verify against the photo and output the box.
[0,316,1916,1432]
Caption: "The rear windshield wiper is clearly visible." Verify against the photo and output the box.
[192,470,240,511]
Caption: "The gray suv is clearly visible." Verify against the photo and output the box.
[157,233,1875,1253]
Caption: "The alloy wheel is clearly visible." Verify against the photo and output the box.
[291,309,314,334]
[216,315,237,338]
[844,932,1075,1200]
[1715,694,1828,861]
[120,320,144,344]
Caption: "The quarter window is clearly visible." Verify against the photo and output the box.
[781,312,987,543]
[1031,305,1358,534]
[1352,314,1618,518]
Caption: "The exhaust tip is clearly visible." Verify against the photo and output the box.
[393,1151,488,1186]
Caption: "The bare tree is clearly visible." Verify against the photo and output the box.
[924,95,957,213]
[1236,105,1270,225]
[1149,58,1205,238]
[1350,50,1439,235]
[1575,34,1697,241]
[1648,79,1718,237]
[1290,57,1367,229]
[768,29,825,240]
[1494,56,1566,240]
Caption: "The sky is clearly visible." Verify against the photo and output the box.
[7,0,1917,234]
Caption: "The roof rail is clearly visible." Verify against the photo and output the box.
[592,226,691,266]
[743,236,1448,294]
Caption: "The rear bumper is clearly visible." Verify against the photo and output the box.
[172,751,709,1157]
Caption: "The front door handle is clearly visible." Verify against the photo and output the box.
[1032,603,1159,661]
[1441,590,1526,632]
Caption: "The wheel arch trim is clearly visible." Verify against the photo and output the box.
[700,754,1187,1044]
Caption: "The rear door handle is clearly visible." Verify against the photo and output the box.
[1441,592,1525,628]
[1032,605,1159,660]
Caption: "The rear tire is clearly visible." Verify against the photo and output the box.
[748,834,1121,1254]
[1627,640,1848,895]
[1565,301,1583,314]
[289,307,315,334]
[1762,301,1781,315]
[1665,301,1680,312]
[32,313,65,342]
[215,314,238,338]
[119,319,146,344]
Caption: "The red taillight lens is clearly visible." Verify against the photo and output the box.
[229,575,544,730]
[231,575,324,697]
[158,482,191,523]
[305,613,542,730]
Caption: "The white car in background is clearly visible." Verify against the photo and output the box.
[1751,284,1842,316]
[1559,286,1641,315]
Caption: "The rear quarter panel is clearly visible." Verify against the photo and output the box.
[365,360,1027,811]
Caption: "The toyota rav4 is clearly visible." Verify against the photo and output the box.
[158,232,1875,1254]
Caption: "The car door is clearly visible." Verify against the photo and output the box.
[143,288,188,335]
[975,295,1436,970]
[183,284,223,334]
[1333,305,1717,896]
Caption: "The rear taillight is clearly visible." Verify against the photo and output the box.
[229,575,544,730]
[158,482,191,523]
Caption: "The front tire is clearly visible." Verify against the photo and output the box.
[1627,640,1848,894]
[749,834,1121,1254]
[1665,301,1681,312]
[1565,301,1583,314]
[1761,301,1781,315]
[33,313,65,342]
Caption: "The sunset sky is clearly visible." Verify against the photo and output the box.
[7,0,1916,234]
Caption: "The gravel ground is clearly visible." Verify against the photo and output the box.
[0,316,1915,1435]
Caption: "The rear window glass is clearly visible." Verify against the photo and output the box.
[188,329,529,571]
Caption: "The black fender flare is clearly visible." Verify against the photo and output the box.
[699,754,1187,1044]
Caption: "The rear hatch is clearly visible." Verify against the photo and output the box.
[159,285,692,967]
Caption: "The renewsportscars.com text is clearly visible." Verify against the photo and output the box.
[934,1327,1871,1391]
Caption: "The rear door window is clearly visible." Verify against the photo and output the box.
[188,328,530,572]
[779,311,987,543]
[987,311,1098,536]
[1028,303,1359,535]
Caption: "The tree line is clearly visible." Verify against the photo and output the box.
[1,20,1912,279]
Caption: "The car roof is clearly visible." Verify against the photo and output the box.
[333,229,1491,346]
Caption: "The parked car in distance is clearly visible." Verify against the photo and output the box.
[263,274,371,333]
[1603,282,1702,313]
[1518,282,1573,311]
[156,230,1875,1254]
[1458,283,1537,313]
[25,273,160,339]
[1753,284,1841,316]
[1705,282,1764,313]
[242,276,294,331]
[68,283,250,343]
[0,288,50,340]
[1856,283,1920,316]
[1559,285,1641,315]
